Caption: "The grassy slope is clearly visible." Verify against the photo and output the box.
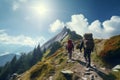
[19,34,78,80]
[19,35,120,80]
[20,46,76,80]
[92,35,120,80]
[91,39,107,67]
[19,39,100,80]
[101,35,120,80]
[100,35,120,65]
[92,35,120,66]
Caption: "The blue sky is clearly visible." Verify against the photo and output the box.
[0,0,120,55]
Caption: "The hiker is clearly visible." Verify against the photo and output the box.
[79,33,94,67]
[66,38,74,61]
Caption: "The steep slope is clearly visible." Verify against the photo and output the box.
[16,31,120,80]
[99,35,120,66]
[41,27,82,60]
[41,27,68,50]
[41,27,82,50]
[18,40,115,80]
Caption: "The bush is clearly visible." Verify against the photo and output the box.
[99,35,120,66]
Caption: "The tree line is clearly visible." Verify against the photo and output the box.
[0,41,62,80]
[0,44,43,80]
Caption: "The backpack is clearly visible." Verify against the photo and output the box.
[67,39,74,50]
[83,33,94,50]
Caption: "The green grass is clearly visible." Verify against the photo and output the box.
[20,37,120,80]
[42,49,50,61]
[23,62,55,80]
[107,71,120,80]
[91,52,106,67]
[112,71,120,80]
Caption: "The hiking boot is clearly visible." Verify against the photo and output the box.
[86,64,91,68]
[85,62,88,67]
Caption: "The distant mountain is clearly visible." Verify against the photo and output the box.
[41,26,82,50]
[12,46,34,54]
[0,53,20,66]
[0,45,33,66]
[0,44,34,56]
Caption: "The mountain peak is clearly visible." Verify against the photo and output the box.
[62,26,68,31]
[62,26,71,33]
[41,27,68,50]
[41,26,81,50]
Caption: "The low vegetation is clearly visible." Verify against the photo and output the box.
[99,35,120,67]
[92,36,120,80]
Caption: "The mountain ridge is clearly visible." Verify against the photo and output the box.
[41,26,82,50]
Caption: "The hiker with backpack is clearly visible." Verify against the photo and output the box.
[79,33,94,68]
[66,38,74,62]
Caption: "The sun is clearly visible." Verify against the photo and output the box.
[30,3,50,17]
[34,4,48,15]
[39,5,48,14]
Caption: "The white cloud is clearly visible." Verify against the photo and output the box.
[0,30,46,47]
[103,16,120,37]
[89,20,102,33]
[65,14,120,38]
[50,19,64,32]
[88,20,105,38]
[49,14,120,38]
[67,14,89,36]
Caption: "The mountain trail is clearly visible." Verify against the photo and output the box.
[61,50,110,80]
[17,49,111,80]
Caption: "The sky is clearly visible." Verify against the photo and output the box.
[0,0,120,55]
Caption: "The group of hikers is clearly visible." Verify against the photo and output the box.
[66,33,94,68]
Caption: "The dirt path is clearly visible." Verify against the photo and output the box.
[62,50,111,80]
